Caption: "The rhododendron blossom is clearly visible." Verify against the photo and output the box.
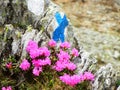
[6,62,12,69]
[57,50,70,62]
[60,72,95,86]
[32,59,41,67]
[26,40,50,59]
[26,40,38,53]
[29,48,41,59]
[19,40,91,87]
[48,39,56,48]
[38,47,50,57]
[0,39,95,88]
[42,57,51,65]
[19,59,30,71]
[83,72,95,81]
[53,60,76,71]
[53,61,66,71]
[79,73,86,81]
[32,57,51,67]
[29,47,50,59]
[32,58,51,67]
[2,86,12,90]
[32,67,42,76]
[60,42,70,49]
[59,74,81,86]
[66,62,76,71]
[71,48,79,57]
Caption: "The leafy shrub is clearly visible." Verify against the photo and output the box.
[1,39,94,90]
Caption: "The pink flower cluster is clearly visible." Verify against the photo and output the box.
[48,39,56,48]
[60,42,70,49]
[2,86,12,90]
[26,40,50,59]
[60,74,81,86]
[33,67,42,76]
[4,39,95,89]
[71,48,79,57]
[59,72,95,86]
[83,72,95,81]
[26,40,38,53]
[32,57,51,67]
[20,39,81,86]
[19,59,30,71]
[29,46,50,59]
[53,50,76,71]
[31,56,51,76]
[19,40,51,76]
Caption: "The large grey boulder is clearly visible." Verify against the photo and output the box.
[0,0,118,90]
[0,0,76,58]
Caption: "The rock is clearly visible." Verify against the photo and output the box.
[21,28,38,59]
[0,0,118,90]
[0,0,76,59]
[92,63,117,90]
[26,0,45,16]
[0,0,32,26]
[21,25,50,59]
[117,86,120,90]
[74,27,120,66]
[74,48,97,74]
[113,51,120,59]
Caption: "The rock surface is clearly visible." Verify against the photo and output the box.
[92,63,117,90]
[0,0,76,60]
[0,0,119,89]
[53,0,120,73]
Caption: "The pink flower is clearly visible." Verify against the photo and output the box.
[42,57,51,65]
[60,42,70,49]
[83,72,95,81]
[19,59,30,71]
[29,48,40,59]
[53,60,76,72]
[6,62,12,69]
[6,86,12,90]
[48,39,56,48]
[32,59,41,67]
[32,67,42,76]
[26,40,38,53]
[39,47,50,57]
[59,74,81,86]
[66,62,76,71]
[70,75,81,86]
[32,58,51,67]
[79,73,86,82]
[2,87,6,90]
[71,48,79,57]
[53,61,66,71]
[57,50,70,62]
[2,86,12,90]
[59,74,70,84]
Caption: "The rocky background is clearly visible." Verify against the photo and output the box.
[53,0,120,71]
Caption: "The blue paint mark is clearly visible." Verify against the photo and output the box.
[55,12,62,24]
[52,12,68,42]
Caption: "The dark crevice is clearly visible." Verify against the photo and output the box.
[38,39,44,47]
[0,38,13,61]
[5,0,15,24]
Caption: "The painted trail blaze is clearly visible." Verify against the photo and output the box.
[52,12,69,42]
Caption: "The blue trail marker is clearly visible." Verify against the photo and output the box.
[52,12,69,42]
